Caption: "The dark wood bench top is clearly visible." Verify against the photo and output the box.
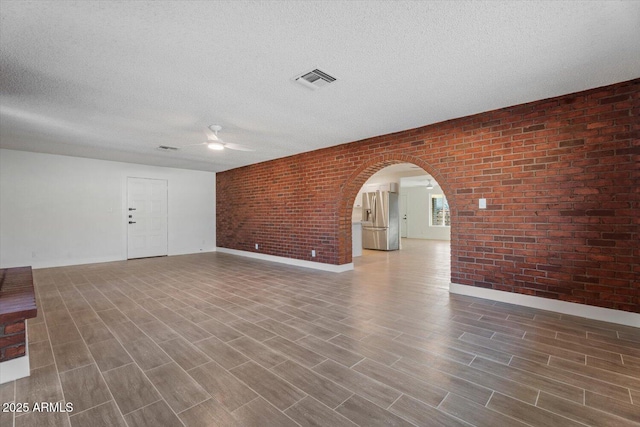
[0,266,37,323]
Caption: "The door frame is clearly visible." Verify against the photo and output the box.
[126,176,169,259]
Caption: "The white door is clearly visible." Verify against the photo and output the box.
[127,177,168,259]
[407,187,430,239]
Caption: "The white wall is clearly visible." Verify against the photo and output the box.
[0,149,216,268]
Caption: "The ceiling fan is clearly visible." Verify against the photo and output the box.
[202,125,254,151]
[159,125,254,152]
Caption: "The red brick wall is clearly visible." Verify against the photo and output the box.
[0,319,26,362]
[217,79,640,313]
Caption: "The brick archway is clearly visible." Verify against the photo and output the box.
[336,153,454,265]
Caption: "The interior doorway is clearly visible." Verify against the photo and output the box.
[350,163,450,260]
[127,177,168,259]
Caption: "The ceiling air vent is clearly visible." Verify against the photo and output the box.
[294,69,337,90]
[157,145,179,151]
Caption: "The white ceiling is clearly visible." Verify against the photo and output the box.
[1,1,639,172]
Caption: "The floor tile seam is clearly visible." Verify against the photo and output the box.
[293,335,365,367]
[26,335,50,345]
[558,316,633,336]
[436,395,492,427]
[510,314,617,337]
[393,356,524,405]
[335,389,420,427]
[215,374,305,427]
[227,359,311,406]
[480,333,580,362]
[477,314,574,338]
[224,395,260,415]
[122,306,217,355]
[476,365,586,400]
[367,326,404,340]
[352,357,458,403]
[547,356,640,389]
[586,334,640,352]
[523,332,638,357]
[332,392,356,410]
[361,333,482,368]
[54,357,95,374]
[142,356,221,414]
[173,395,215,417]
[586,356,640,378]
[283,321,341,341]
[170,353,212,373]
[281,394,355,427]
[303,319,369,341]
[78,308,189,425]
[521,334,630,361]
[33,295,74,425]
[390,392,475,427]
[69,397,143,420]
[451,315,530,339]
[487,390,595,426]
[224,342,288,371]
[531,391,640,425]
[226,322,279,342]
[310,358,408,406]
[307,356,330,370]
[279,395,310,414]
[385,392,405,410]
[60,289,168,425]
[348,357,366,370]
[580,343,640,361]
[405,332,490,363]
[1,380,16,426]
[509,357,640,401]
[445,390,536,427]
[573,390,640,422]
[196,332,284,369]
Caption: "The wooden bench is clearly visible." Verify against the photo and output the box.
[0,267,37,363]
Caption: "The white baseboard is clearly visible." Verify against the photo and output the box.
[0,333,30,384]
[215,247,354,273]
[449,283,640,328]
[25,255,122,269]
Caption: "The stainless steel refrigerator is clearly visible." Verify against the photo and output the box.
[361,190,399,251]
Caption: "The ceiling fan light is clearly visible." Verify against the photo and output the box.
[207,142,224,150]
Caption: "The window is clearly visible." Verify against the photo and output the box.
[431,194,450,226]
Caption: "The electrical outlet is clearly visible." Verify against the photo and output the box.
[311,250,316,257]
[255,244,259,250]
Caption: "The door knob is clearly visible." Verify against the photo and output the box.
[128,208,136,211]
[128,221,136,224]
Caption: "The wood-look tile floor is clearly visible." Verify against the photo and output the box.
[2,239,639,426]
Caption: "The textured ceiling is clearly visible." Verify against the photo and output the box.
[1,1,639,172]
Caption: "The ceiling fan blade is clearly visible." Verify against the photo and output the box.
[178,141,208,148]
[224,143,254,152]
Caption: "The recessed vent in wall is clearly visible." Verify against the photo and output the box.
[294,69,337,90]
[157,145,179,151]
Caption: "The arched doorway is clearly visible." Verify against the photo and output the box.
[337,154,454,267]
